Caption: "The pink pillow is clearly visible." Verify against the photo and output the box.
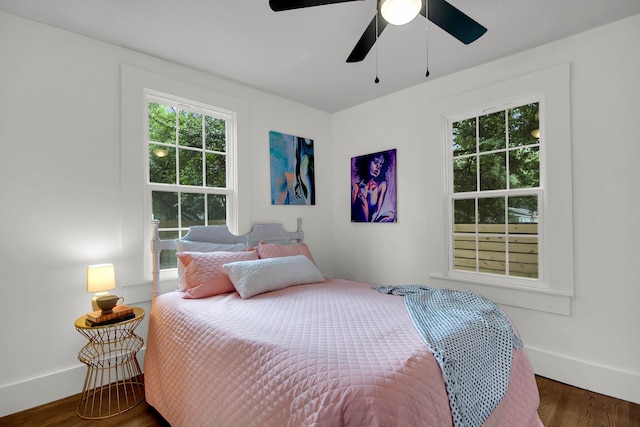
[256,242,316,264]
[177,250,258,299]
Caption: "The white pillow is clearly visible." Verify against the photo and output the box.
[223,255,324,299]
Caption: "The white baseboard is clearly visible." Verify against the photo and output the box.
[3,346,638,417]
[0,349,146,418]
[0,282,154,418]
[527,346,640,405]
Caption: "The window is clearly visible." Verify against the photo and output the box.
[447,98,543,286]
[145,91,237,269]
[121,66,248,293]
[428,64,572,314]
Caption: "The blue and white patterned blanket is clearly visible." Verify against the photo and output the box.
[376,285,523,427]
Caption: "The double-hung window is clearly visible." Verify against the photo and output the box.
[145,91,237,270]
[432,64,572,314]
[447,98,542,286]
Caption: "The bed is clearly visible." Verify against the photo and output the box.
[144,220,543,427]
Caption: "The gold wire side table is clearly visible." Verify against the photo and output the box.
[74,307,145,419]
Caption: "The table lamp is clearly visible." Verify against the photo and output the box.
[87,263,116,311]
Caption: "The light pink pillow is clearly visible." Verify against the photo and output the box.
[257,242,316,264]
[177,250,258,299]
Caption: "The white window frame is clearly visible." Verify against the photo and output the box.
[428,63,574,315]
[145,92,239,283]
[445,95,545,289]
[120,65,249,295]
[144,90,238,234]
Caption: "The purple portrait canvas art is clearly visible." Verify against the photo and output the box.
[351,149,397,223]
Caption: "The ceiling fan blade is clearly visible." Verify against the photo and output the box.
[425,0,487,44]
[346,10,388,63]
[269,0,364,12]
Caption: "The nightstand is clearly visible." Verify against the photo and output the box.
[74,307,145,419]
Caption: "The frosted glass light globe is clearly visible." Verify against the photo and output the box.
[381,0,422,25]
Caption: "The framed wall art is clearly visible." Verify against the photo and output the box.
[269,131,315,205]
[351,149,397,223]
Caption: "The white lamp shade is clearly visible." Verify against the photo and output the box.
[87,264,116,293]
[381,0,422,25]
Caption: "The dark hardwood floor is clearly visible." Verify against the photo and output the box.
[536,376,640,427]
[1,376,638,426]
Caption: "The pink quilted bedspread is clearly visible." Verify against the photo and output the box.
[144,279,542,427]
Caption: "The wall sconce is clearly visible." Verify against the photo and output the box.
[380,0,422,25]
[87,263,116,311]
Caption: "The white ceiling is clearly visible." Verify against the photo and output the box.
[2,0,639,112]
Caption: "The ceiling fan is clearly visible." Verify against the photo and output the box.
[269,0,487,63]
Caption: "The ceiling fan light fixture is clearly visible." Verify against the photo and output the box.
[380,0,422,25]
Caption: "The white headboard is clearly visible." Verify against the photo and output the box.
[150,218,304,300]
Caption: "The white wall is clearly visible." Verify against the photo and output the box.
[0,11,333,416]
[1,7,639,418]
[331,14,640,404]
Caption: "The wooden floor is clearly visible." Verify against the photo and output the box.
[536,376,640,427]
[1,376,638,426]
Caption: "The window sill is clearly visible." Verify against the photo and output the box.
[428,273,572,315]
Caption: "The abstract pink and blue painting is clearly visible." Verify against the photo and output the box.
[269,131,315,205]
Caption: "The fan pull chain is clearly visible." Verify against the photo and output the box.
[375,9,380,84]
[425,24,430,78]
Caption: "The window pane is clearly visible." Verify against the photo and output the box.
[148,103,176,144]
[454,199,475,226]
[453,156,477,193]
[159,230,179,270]
[479,237,506,275]
[478,197,505,233]
[159,230,180,240]
[207,194,227,225]
[149,145,176,184]
[205,116,226,152]
[508,235,538,278]
[179,110,203,148]
[479,110,506,152]
[509,146,540,188]
[181,193,205,227]
[508,195,538,278]
[453,118,476,156]
[152,191,178,228]
[477,196,506,275]
[206,152,226,187]
[179,149,203,186]
[509,103,539,147]
[479,247,506,275]
[454,235,477,272]
[453,199,476,272]
[479,152,506,190]
[508,195,538,224]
